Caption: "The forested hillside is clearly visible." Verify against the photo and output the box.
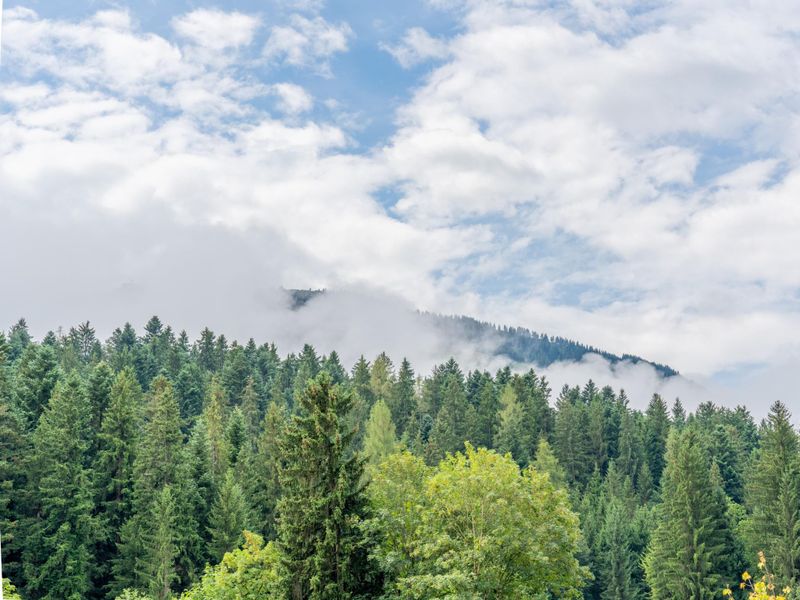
[290,289,677,376]
[0,317,794,599]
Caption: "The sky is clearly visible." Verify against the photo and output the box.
[1,0,799,412]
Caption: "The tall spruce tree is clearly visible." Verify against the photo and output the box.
[644,428,738,599]
[644,394,670,486]
[388,358,416,439]
[744,401,800,582]
[23,373,97,600]
[207,470,250,562]
[93,368,143,595]
[242,400,286,539]
[277,373,378,599]
[363,399,399,468]
[139,485,179,600]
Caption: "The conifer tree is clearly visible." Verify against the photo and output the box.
[242,400,285,539]
[240,376,261,445]
[139,485,179,600]
[277,373,378,599]
[532,437,566,488]
[600,499,639,600]
[388,358,416,438]
[363,399,399,468]
[321,350,348,386]
[554,386,592,485]
[93,368,143,594]
[221,344,251,405]
[473,376,499,449]
[671,398,686,429]
[369,353,395,404]
[494,385,528,465]
[87,361,114,438]
[204,377,230,483]
[644,394,670,486]
[23,373,97,600]
[114,376,198,596]
[225,406,247,467]
[174,362,205,425]
[744,401,800,582]
[428,374,469,459]
[207,470,250,562]
[0,333,27,585]
[644,428,737,599]
[13,343,60,428]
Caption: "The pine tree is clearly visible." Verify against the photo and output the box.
[87,362,114,438]
[494,385,528,465]
[473,376,499,449]
[207,470,250,562]
[139,485,179,600]
[242,401,286,539]
[225,407,246,467]
[671,398,686,429]
[321,351,348,386]
[13,343,60,428]
[644,428,737,599]
[363,399,399,468]
[204,377,230,483]
[174,362,205,426]
[277,373,378,599]
[644,394,670,486]
[7,318,32,362]
[23,373,97,600]
[93,368,143,594]
[388,358,416,438]
[744,401,800,582]
[554,386,591,485]
[221,344,250,406]
[428,374,469,460]
[600,499,639,600]
[532,437,566,488]
[0,333,28,585]
[113,376,198,596]
[240,376,262,445]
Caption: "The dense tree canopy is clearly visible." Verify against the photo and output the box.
[0,316,789,599]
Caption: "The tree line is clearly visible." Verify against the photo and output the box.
[0,316,797,599]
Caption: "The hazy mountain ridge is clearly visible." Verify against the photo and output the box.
[288,289,678,377]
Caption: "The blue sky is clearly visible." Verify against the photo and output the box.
[1,0,800,409]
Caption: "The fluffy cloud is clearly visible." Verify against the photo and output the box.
[263,15,353,74]
[381,27,450,68]
[2,1,800,389]
[171,9,261,50]
[378,0,800,374]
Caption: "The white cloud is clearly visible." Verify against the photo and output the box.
[271,82,314,114]
[171,9,261,51]
[376,0,800,375]
[381,27,450,68]
[263,15,352,74]
[2,1,800,390]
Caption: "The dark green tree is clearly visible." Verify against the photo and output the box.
[207,470,250,562]
[644,428,738,599]
[13,343,60,428]
[644,394,670,486]
[277,373,379,599]
[22,373,98,600]
[744,401,800,582]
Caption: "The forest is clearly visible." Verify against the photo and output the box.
[0,316,796,599]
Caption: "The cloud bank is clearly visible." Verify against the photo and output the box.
[0,1,799,405]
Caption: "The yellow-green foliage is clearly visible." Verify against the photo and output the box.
[368,445,588,599]
[723,552,793,600]
[2,578,23,600]
[180,531,281,600]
